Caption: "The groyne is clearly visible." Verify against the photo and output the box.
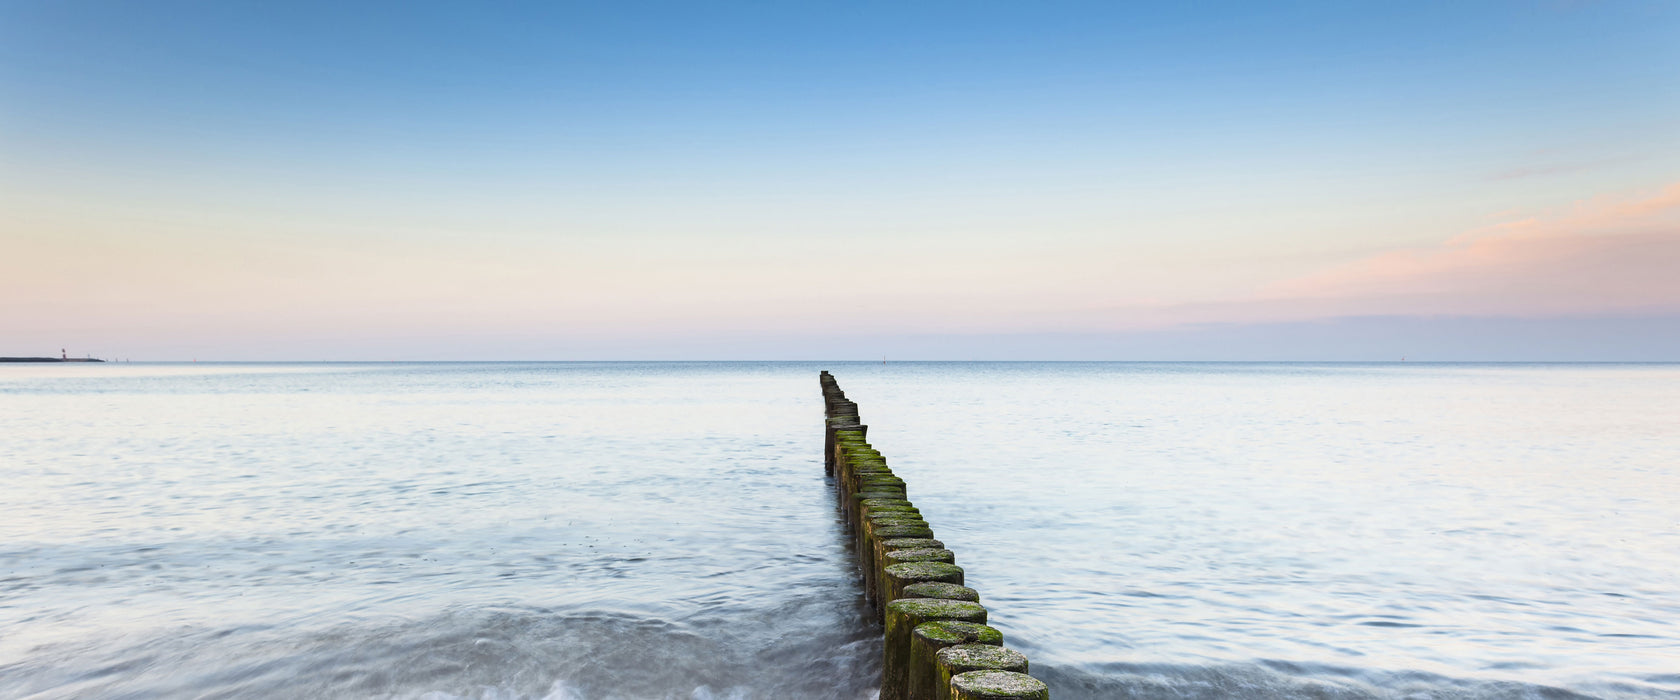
[821,371,1049,700]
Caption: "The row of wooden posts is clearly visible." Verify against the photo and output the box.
[820,371,1050,700]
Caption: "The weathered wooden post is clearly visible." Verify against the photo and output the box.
[874,547,953,603]
[935,646,1029,700]
[883,598,987,700]
[902,581,978,602]
[909,621,1002,700]
[821,372,1050,700]
[882,561,964,609]
[949,671,1048,700]
[865,525,937,609]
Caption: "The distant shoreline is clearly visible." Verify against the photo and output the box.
[0,357,105,363]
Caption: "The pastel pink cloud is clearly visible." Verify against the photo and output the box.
[1257,182,1680,318]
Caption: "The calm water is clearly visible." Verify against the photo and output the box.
[1,362,1676,699]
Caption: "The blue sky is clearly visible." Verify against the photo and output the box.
[3,1,1677,359]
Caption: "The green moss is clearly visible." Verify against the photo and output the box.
[950,670,1047,699]
[869,519,928,536]
[884,598,989,700]
[884,561,963,581]
[854,490,907,502]
[901,581,976,602]
[909,622,1003,700]
[936,645,1028,674]
[886,597,986,621]
[873,525,933,540]
[912,621,1001,646]
[882,538,943,551]
[884,548,954,565]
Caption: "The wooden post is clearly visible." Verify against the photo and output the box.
[909,621,1002,700]
[882,599,987,700]
[935,646,1029,700]
[949,671,1047,700]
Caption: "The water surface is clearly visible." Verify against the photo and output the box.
[2,362,1676,699]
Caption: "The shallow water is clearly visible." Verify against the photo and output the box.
[1,362,1676,699]
[839,363,1680,700]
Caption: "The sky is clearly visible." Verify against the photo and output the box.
[3,1,1677,360]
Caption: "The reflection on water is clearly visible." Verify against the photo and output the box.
[2,362,1677,698]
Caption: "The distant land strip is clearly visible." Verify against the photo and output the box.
[0,357,105,363]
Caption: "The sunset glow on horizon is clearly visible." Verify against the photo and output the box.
[4,1,1677,360]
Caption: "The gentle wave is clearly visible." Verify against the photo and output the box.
[1,608,881,699]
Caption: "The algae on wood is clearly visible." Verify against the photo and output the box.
[935,646,1029,700]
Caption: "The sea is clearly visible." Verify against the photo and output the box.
[1,362,1676,699]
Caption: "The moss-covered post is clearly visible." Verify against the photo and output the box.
[949,671,1048,700]
[852,488,908,510]
[935,646,1029,700]
[821,371,862,477]
[829,425,866,476]
[862,524,935,607]
[858,499,917,531]
[909,621,1002,700]
[821,372,1050,700]
[861,502,919,521]
[882,561,963,609]
[902,581,978,602]
[883,598,987,700]
[860,511,927,561]
[848,460,894,491]
[866,538,943,602]
[852,490,912,534]
[882,547,953,567]
[871,546,951,603]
